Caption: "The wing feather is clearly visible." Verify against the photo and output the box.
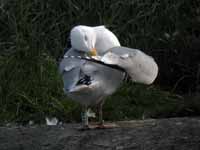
[101,46,158,84]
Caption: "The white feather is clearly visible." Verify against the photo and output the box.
[45,117,58,126]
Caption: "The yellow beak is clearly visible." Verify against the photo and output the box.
[88,48,97,56]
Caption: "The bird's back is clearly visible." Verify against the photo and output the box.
[59,48,124,106]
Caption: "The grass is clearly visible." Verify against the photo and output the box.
[0,0,199,123]
[104,83,184,121]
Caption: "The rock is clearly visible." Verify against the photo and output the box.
[0,117,200,150]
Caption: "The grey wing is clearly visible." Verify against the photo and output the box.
[59,48,85,91]
[101,46,158,84]
[62,67,81,92]
[59,48,85,73]
[81,61,124,95]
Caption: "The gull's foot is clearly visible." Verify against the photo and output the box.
[76,122,119,131]
[76,124,91,131]
[87,122,118,129]
[95,122,118,129]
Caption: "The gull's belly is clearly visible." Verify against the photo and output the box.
[66,84,108,106]
[66,71,124,106]
[62,57,124,107]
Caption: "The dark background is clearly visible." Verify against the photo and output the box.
[0,0,199,124]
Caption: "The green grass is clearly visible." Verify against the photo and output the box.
[104,83,184,121]
[0,0,199,123]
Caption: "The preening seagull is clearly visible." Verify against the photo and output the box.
[59,25,158,128]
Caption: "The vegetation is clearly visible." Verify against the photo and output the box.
[0,0,199,124]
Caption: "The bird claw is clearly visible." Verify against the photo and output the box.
[77,123,118,131]
[95,123,118,129]
[76,125,91,131]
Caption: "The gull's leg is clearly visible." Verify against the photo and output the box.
[81,106,89,127]
[96,100,117,129]
[97,100,105,126]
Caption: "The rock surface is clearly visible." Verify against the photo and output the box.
[0,117,200,150]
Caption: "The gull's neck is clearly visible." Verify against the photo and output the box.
[93,26,120,56]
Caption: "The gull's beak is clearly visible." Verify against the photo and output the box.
[88,48,97,56]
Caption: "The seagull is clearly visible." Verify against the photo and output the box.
[59,25,158,129]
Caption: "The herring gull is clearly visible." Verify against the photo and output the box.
[59,25,158,128]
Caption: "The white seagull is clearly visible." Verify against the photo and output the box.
[59,25,158,128]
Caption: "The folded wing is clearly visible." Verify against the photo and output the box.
[101,46,158,84]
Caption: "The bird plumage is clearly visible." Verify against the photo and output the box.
[59,25,158,128]
[59,25,124,107]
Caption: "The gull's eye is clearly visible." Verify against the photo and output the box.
[84,35,88,41]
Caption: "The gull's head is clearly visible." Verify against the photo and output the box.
[70,25,97,56]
